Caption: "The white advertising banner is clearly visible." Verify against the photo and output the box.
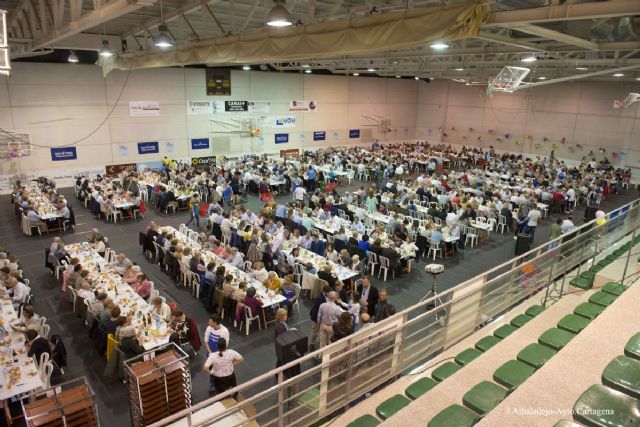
[289,100,318,112]
[186,100,213,115]
[247,101,270,113]
[263,115,297,128]
[129,101,160,116]
[213,100,270,114]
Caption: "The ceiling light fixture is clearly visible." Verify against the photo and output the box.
[576,67,588,71]
[430,42,448,50]
[395,75,401,79]
[414,76,420,80]
[353,72,359,76]
[521,55,537,63]
[302,64,310,68]
[304,69,312,74]
[455,68,464,71]
[242,65,251,70]
[98,39,114,57]
[613,73,625,77]
[636,77,640,81]
[266,0,293,27]
[154,0,174,48]
[68,50,79,63]
[537,76,547,80]
[367,68,376,72]
[154,24,174,47]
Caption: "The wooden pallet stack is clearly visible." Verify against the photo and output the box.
[124,343,191,427]
[21,377,99,427]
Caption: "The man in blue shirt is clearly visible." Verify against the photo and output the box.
[275,203,287,221]
[307,166,317,191]
[358,234,372,254]
[431,226,443,242]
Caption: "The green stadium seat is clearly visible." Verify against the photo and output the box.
[428,404,480,427]
[455,348,482,366]
[510,314,534,328]
[579,271,595,281]
[602,355,640,399]
[625,333,640,360]
[494,324,519,339]
[569,276,593,290]
[614,248,628,257]
[557,314,591,334]
[347,414,380,427]
[525,305,545,317]
[517,343,557,369]
[590,263,605,273]
[493,360,536,390]
[573,384,640,427]
[405,377,438,400]
[475,335,502,352]
[462,381,509,415]
[601,282,627,296]
[605,254,618,263]
[539,328,576,351]
[588,291,618,307]
[375,394,411,420]
[553,420,583,427]
[432,362,462,382]
[574,302,605,320]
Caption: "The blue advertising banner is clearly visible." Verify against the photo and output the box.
[275,133,289,144]
[191,138,210,150]
[313,131,326,141]
[137,141,159,155]
[349,129,360,139]
[50,147,77,161]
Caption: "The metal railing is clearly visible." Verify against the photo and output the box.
[151,197,640,427]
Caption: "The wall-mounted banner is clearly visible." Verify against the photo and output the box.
[313,131,326,141]
[129,101,160,117]
[165,142,174,154]
[137,141,159,155]
[213,100,270,114]
[289,100,318,112]
[299,133,306,142]
[51,147,77,161]
[275,133,289,144]
[205,69,231,96]
[280,149,300,158]
[118,145,128,157]
[264,115,296,128]
[191,156,216,167]
[349,129,360,139]
[333,131,339,141]
[136,160,164,172]
[105,163,137,177]
[191,138,210,150]
[186,101,213,115]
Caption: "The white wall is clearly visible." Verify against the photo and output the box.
[415,79,640,169]
[0,63,419,176]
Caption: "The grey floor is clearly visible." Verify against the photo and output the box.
[2,181,637,426]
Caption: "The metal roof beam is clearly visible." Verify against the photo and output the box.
[485,0,640,27]
[517,63,640,90]
[123,0,206,37]
[506,24,599,50]
[475,31,546,51]
[32,0,157,49]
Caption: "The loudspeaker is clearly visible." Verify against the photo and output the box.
[275,330,308,363]
[515,233,533,256]
[584,206,598,222]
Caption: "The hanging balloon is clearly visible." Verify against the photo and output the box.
[469,127,474,133]
[543,137,549,142]
[496,137,503,142]
[487,129,494,134]
[612,152,619,157]
[599,148,606,154]
[534,143,541,149]
[560,137,566,144]
[451,126,457,131]
[552,143,558,149]
[515,140,522,145]
[442,132,448,138]
[526,134,533,140]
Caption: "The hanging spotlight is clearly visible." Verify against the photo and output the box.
[353,73,359,76]
[367,68,376,72]
[521,55,537,63]
[266,0,293,27]
[242,65,251,70]
[430,42,449,50]
[304,69,312,74]
[98,40,114,57]
[414,76,420,80]
[395,75,401,79]
[154,23,174,48]
[68,50,79,63]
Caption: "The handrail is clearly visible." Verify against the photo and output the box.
[150,195,640,427]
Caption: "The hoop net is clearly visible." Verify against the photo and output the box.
[487,66,531,94]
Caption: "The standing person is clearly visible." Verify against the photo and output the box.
[185,196,200,230]
[202,338,243,397]
[548,218,563,249]
[203,314,230,393]
[316,292,344,349]
[309,285,330,350]
[356,277,379,316]
[331,312,353,343]
[525,205,542,239]
[374,289,390,323]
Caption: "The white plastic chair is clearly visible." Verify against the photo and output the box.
[367,252,378,276]
[104,249,116,263]
[241,306,262,336]
[150,289,160,301]
[40,361,54,389]
[41,324,51,339]
[179,224,188,234]
[84,298,93,326]
[378,256,390,282]
[427,239,442,260]
[243,260,253,272]
[38,352,50,376]
[465,228,478,247]
[497,215,508,234]
[190,272,200,299]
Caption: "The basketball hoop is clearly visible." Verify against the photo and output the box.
[487,66,531,94]
[622,93,640,109]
